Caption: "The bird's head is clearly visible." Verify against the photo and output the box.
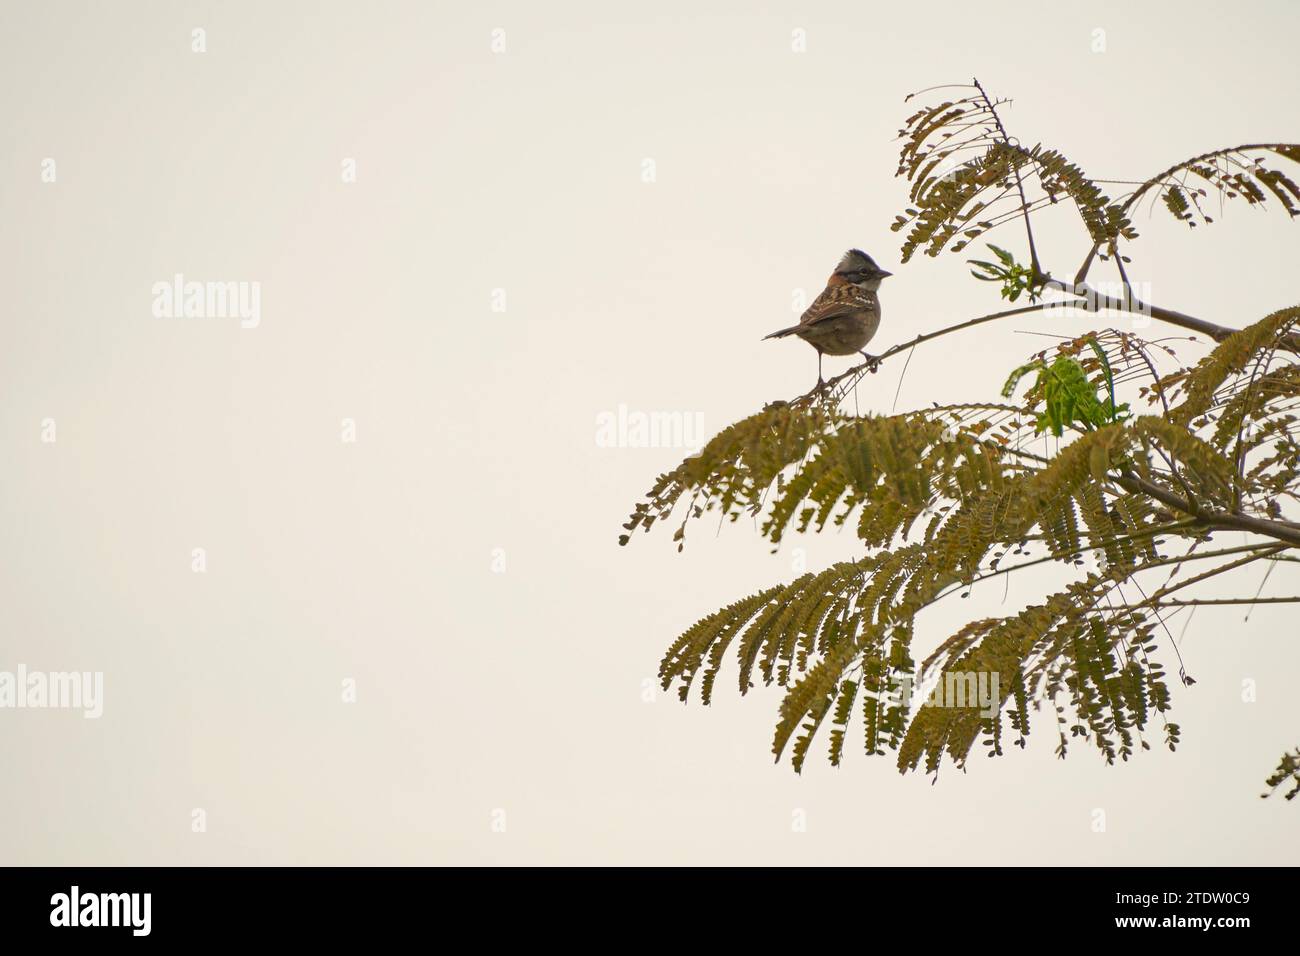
[833,249,893,290]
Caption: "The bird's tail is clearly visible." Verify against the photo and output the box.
[762,324,802,340]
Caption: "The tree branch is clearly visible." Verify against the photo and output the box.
[1114,469,1300,548]
[1111,596,1300,608]
[1129,544,1287,607]
[1057,279,1243,343]
[781,279,1295,412]
[1074,142,1300,284]
[787,298,1088,407]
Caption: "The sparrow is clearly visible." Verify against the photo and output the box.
[764,249,893,386]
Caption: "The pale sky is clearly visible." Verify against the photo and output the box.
[1,0,1297,864]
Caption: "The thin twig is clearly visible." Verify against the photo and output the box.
[973,77,1042,281]
[1110,596,1300,608]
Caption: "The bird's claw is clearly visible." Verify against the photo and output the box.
[860,352,881,373]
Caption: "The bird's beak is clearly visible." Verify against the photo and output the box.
[878,270,893,279]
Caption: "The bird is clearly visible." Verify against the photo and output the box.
[764,249,893,387]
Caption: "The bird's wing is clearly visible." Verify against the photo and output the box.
[799,286,876,327]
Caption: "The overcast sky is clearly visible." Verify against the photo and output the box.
[2,0,1297,863]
